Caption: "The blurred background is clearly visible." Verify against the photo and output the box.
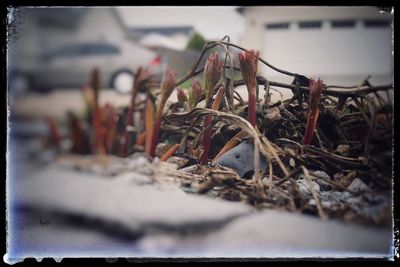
[6,6,393,129]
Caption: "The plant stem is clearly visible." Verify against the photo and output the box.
[213,130,245,161]
[200,115,212,164]
[123,81,139,157]
[304,109,320,145]
[92,106,105,154]
[247,88,257,127]
[150,99,167,157]
[200,87,224,164]
[151,113,162,157]
[45,116,61,146]
[144,97,155,157]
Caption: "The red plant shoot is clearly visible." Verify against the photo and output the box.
[90,68,100,109]
[304,78,324,145]
[103,103,117,154]
[80,84,96,116]
[200,86,224,164]
[200,115,213,164]
[126,67,153,128]
[188,78,202,110]
[68,112,85,154]
[44,116,61,146]
[238,49,259,127]
[92,106,106,154]
[123,67,153,156]
[149,67,177,157]
[87,67,106,154]
[177,87,188,103]
[200,53,223,164]
[204,52,223,106]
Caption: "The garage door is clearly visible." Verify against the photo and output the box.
[262,19,392,85]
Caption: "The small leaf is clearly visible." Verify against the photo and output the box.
[213,130,245,161]
[211,85,224,110]
[160,144,180,161]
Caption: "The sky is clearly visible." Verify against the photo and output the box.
[117,6,245,43]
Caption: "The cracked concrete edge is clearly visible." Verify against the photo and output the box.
[13,204,251,241]
[7,203,252,259]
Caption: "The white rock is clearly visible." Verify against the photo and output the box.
[336,144,350,156]
[347,178,369,193]
[289,158,296,168]
[296,179,321,197]
[313,170,331,180]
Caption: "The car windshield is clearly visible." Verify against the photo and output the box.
[45,44,82,60]
[44,43,120,60]
[83,43,120,55]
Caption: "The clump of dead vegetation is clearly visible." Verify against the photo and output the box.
[47,36,393,227]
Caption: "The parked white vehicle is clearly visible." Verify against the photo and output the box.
[10,40,163,94]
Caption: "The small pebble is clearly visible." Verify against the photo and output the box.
[296,179,321,197]
[336,144,350,156]
[347,178,369,194]
[289,158,296,168]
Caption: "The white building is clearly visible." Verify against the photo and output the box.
[237,6,393,86]
[8,7,131,64]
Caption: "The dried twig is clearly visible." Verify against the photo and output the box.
[303,145,365,168]
[300,166,328,220]
[234,77,393,97]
